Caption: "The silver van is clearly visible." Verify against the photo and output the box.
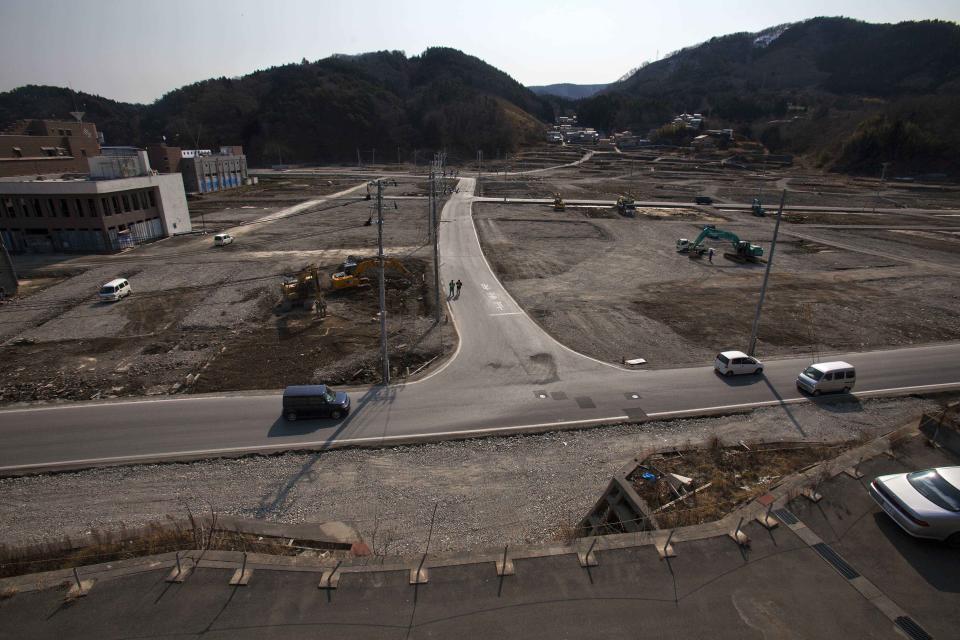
[796,361,856,396]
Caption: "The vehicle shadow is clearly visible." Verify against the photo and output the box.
[715,371,766,387]
[808,393,864,413]
[874,512,960,592]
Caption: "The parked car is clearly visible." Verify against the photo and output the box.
[213,233,234,246]
[714,350,763,376]
[870,466,960,546]
[98,278,131,302]
[282,384,350,421]
[694,196,713,205]
[796,361,855,395]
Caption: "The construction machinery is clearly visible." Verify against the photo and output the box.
[553,193,565,211]
[280,264,326,315]
[616,196,637,217]
[751,198,766,217]
[331,257,411,290]
[676,225,764,263]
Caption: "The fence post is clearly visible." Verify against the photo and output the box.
[229,551,252,586]
[657,528,676,559]
[496,545,515,577]
[67,566,93,598]
[729,516,750,546]
[578,537,599,568]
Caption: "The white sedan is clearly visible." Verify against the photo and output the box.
[870,466,960,546]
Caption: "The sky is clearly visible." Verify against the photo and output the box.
[0,0,958,103]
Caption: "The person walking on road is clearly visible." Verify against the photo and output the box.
[455,279,462,298]
[708,247,715,263]
[448,280,455,299]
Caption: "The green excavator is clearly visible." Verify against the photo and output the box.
[676,225,764,263]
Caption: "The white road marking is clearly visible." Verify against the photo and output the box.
[490,312,523,316]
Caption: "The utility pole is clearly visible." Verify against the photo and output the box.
[430,158,441,322]
[873,162,889,213]
[748,189,787,356]
[375,180,390,384]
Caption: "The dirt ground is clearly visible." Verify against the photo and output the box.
[0,175,454,404]
[475,151,960,368]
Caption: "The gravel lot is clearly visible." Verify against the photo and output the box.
[0,396,941,555]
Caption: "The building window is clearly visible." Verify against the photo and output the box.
[32,200,43,217]
[60,199,71,217]
[88,198,98,217]
[122,195,131,212]
[112,196,121,214]
[3,199,14,218]
[148,191,156,207]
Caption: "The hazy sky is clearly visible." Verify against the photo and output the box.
[1,0,957,103]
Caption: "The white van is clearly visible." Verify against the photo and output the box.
[796,361,856,396]
[213,233,234,246]
[99,278,131,302]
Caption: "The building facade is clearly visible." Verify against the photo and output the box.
[147,144,248,194]
[0,119,101,177]
[180,150,248,193]
[0,173,191,253]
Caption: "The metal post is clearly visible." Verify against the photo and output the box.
[73,567,82,590]
[431,164,441,323]
[748,189,787,356]
[377,180,389,385]
[735,516,744,537]
[176,551,182,575]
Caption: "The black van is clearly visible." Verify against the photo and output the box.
[282,385,351,421]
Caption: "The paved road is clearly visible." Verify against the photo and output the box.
[2,164,959,475]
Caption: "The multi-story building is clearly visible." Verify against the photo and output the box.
[147,143,248,193]
[0,119,102,177]
[0,151,191,254]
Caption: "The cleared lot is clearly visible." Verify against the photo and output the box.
[0,175,453,403]
[474,151,960,368]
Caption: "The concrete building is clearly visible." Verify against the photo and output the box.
[0,119,102,178]
[0,154,190,254]
[147,144,248,194]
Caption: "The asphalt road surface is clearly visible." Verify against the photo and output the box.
[2,164,959,475]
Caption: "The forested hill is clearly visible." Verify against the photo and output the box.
[579,17,960,175]
[0,48,553,165]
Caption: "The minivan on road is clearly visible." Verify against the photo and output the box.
[282,385,350,421]
[213,233,234,246]
[98,278,131,302]
[796,361,856,395]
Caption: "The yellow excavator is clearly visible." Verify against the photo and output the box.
[553,193,565,211]
[331,257,411,290]
[279,264,326,315]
